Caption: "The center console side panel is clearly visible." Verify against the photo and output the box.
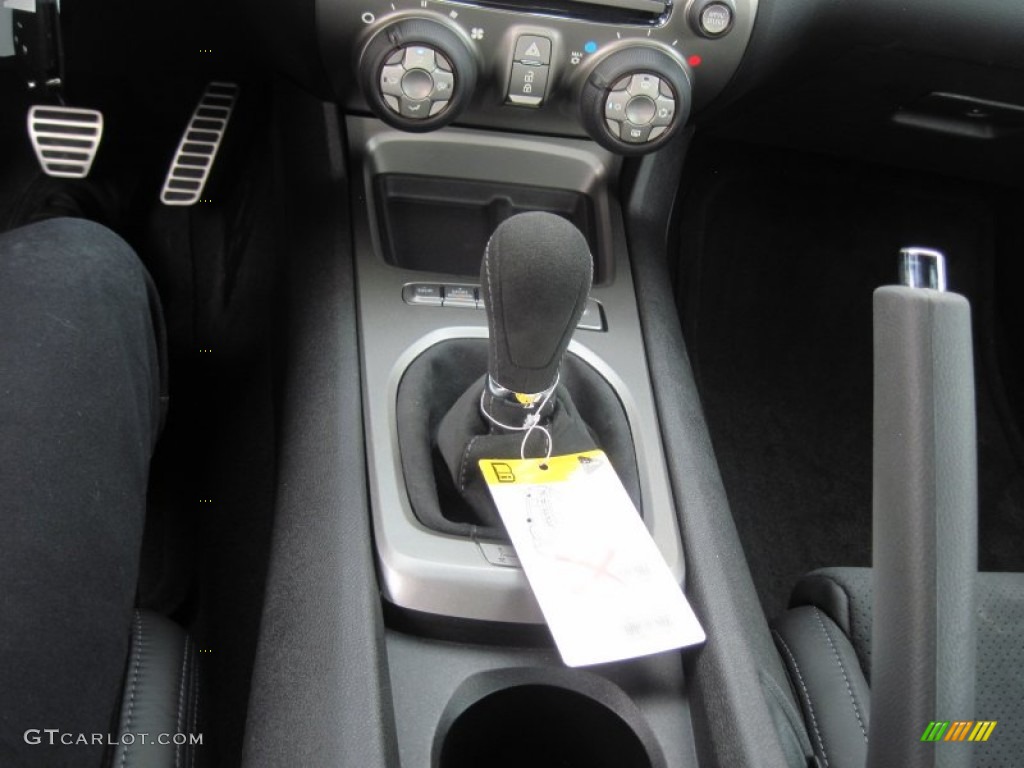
[241,82,398,768]
[622,141,812,767]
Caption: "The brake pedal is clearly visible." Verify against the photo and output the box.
[161,82,239,206]
[13,0,105,179]
[27,106,104,178]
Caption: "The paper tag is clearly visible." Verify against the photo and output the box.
[480,450,705,667]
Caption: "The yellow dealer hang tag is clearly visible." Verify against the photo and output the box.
[480,450,705,667]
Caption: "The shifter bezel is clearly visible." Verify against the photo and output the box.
[348,116,684,623]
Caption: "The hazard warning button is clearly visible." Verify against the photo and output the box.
[513,35,552,66]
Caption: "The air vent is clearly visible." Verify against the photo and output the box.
[27,106,104,179]
[161,82,239,206]
[469,0,669,25]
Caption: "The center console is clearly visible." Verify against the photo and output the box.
[350,116,682,623]
[334,2,760,765]
[349,113,698,764]
[242,1,813,767]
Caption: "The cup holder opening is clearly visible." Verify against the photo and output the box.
[438,684,653,768]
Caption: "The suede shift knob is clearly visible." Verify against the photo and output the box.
[481,212,593,395]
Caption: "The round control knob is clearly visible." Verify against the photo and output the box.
[358,18,477,132]
[580,47,691,155]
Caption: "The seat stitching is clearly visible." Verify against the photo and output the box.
[175,635,190,768]
[773,629,830,768]
[812,608,868,741]
[120,611,144,768]
[483,238,500,381]
[459,435,482,492]
[188,657,201,768]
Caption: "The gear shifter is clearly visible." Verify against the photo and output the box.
[482,212,593,399]
[431,211,632,532]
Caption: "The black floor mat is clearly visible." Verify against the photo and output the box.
[677,138,1024,619]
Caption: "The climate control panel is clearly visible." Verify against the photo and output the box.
[320,0,758,154]
[357,17,478,131]
[380,48,454,119]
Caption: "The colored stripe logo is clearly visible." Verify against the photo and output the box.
[921,721,997,742]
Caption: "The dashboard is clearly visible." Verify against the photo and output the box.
[239,0,1024,181]
[254,0,755,153]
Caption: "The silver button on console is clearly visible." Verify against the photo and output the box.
[508,63,549,107]
[625,96,657,126]
[700,2,734,37]
[401,69,434,100]
[403,46,436,71]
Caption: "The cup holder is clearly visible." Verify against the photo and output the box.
[436,677,662,768]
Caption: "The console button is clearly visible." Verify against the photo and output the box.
[621,124,652,143]
[700,2,734,37]
[443,285,477,308]
[577,299,605,331]
[507,63,549,107]
[401,69,434,100]
[478,541,522,568]
[625,95,657,126]
[514,35,552,65]
[627,74,661,99]
[403,46,436,71]
[380,65,404,97]
[652,95,676,126]
[605,90,630,121]
[400,97,432,119]
[605,119,621,139]
[431,70,454,100]
[403,283,443,306]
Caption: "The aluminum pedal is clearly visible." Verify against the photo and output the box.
[161,82,239,206]
[27,105,104,178]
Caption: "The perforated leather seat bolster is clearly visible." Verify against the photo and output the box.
[774,568,1024,768]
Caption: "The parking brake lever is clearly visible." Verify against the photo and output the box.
[481,212,593,403]
[868,247,976,768]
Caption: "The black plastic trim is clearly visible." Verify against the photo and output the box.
[240,81,398,768]
[621,138,808,767]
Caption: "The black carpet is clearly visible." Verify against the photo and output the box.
[677,138,1024,619]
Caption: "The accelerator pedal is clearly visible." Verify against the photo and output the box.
[161,82,239,206]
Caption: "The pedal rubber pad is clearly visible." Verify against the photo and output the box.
[27,106,104,178]
[161,82,239,206]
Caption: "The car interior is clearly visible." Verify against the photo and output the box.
[1,0,1022,766]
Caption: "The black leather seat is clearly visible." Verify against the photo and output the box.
[108,610,201,768]
[774,567,1024,768]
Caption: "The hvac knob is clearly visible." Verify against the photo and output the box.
[358,17,477,132]
[580,47,691,155]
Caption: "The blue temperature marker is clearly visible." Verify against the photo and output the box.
[584,40,598,54]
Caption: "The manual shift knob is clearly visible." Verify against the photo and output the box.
[481,212,593,396]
